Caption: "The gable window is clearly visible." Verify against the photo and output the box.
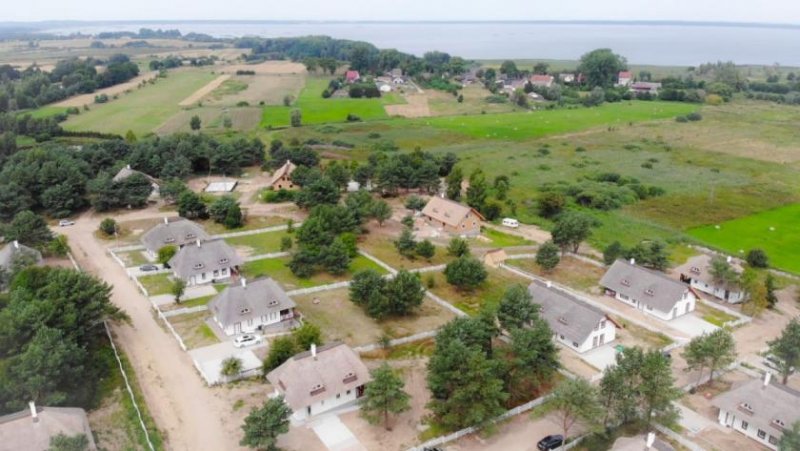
[741,420,748,430]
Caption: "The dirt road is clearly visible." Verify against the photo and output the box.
[178,74,231,107]
[54,71,159,107]
[58,209,244,451]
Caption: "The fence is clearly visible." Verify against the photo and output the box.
[286,280,351,296]
[409,264,447,274]
[244,251,290,262]
[424,290,468,317]
[162,305,209,318]
[353,330,438,353]
[358,249,398,275]
[653,424,706,451]
[213,223,301,239]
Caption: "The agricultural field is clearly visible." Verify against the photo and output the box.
[201,73,306,107]
[260,77,406,127]
[426,83,523,116]
[155,106,263,134]
[689,204,800,274]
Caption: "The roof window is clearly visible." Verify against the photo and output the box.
[690,266,701,274]
[621,279,631,287]
[645,288,655,296]
[219,258,230,265]
[343,371,357,383]
[163,237,176,243]
[268,300,279,306]
[239,308,251,315]
[193,263,205,270]
[310,384,326,395]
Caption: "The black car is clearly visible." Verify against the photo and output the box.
[537,434,564,450]
[139,264,159,272]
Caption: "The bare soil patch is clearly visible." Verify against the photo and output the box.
[204,73,306,106]
[220,61,308,75]
[179,74,231,107]
[385,93,431,118]
[54,71,159,107]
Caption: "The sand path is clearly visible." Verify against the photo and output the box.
[178,74,231,107]
[54,71,159,107]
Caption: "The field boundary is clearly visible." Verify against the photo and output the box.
[178,74,231,107]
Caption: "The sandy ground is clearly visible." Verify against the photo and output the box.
[220,61,307,75]
[385,93,431,118]
[54,71,160,107]
[448,411,583,451]
[178,74,231,107]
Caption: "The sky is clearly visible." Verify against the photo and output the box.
[7,0,800,24]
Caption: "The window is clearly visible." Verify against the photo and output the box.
[757,429,766,439]
[600,319,607,329]
[186,233,196,240]
[336,394,341,399]
[572,342,579,347]
[268,300,279,306]
[164,237,176,243]
[644,288,655,296]
[219,258,230,265]
[769,436,778,445]
[621,279,631,287]
[213,270,219,277]
[741,420,748,430]
[240,308,251,315]
[740,402,753,412]
[193,263,205,270]
[773,419,786,428]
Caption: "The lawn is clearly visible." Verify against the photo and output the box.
[506,256,605,292]
[168,311,219,349]
[612,315,673,349]
[689,204,800,274]
[480,227,535,247]
[116,250,150,267]
[63,68,217,136]
[419,101,697,141]
[427,267,530,316]
[260,77,405,127]
[291,288,456,347]
[138,273,173,296]
[198,215,289,236]
[694,301,738,327]
[241,255,387,290]
[358,232,454,270]
[225,230,291,256]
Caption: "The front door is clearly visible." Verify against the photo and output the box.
[599,334,605,346]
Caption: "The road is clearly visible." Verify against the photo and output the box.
[58,209,241,451]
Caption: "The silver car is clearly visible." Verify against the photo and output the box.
[233,334,263,348]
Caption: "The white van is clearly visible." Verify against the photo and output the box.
[502,218,519,228]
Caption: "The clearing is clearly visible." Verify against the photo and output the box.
[54,71,160,108]
[202,73,306,107]
[427,267,530,315]
[505,256,606,292]
[225,230,291,256]
[241,255,387,290]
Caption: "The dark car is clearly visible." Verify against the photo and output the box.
[537,434,564,450]
[139,264,159,272]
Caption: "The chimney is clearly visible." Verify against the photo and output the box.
[196,239,201,248]
[629,258,636,265]
[164,217,168,225]
[311,343,317,359]
[29,401,38,423]
[13,240,19,249]
[764,372,772,388]
[241,278,247,288]
[126,164,131,170]
[546,281,552,288]
[645,432,655,449]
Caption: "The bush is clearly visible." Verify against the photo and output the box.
[746,248,769,268]
[346,114,362,122]
[158,245,177,265]
[675,115,688,123]
[261,189,296,203]
[687,112,703,121]
[405,195,427,211]
[99,218,117,236]
[444,256,487,291]
[94,94,109,103]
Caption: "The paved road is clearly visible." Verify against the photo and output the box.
[57,209,240,451]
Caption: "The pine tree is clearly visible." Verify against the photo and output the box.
[360,364,411,430]
[240,397,291,451]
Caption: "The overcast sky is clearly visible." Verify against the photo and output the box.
[8,0,800,24]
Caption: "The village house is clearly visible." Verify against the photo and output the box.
[345,70,360,83]
[528,280,618,353]
[617,71,633,87]
[0,240,43,273]
[712,373,800,450]
[558,73,576,84]
[267,160,298,191]
[113,164,160,201]
[529,74,554,88]
[267,342,371,421]
[167,239,243,286]
[388,68,405,84]
[600,259,697,321]
[675,254,746,303]
[630,81,662,95]
[140,218,210,259]
[421,196,484,236]
[209,278,297,336]
[0,402,97,451]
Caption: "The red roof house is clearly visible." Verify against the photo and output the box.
[345,70,361,83]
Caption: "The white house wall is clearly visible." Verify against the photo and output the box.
[181,266,233,286]
[613,291,696,321]
[717,409,781,450]
[555,319,617,354]
[691,279,745,304]
[288,387,361,421]
[217,311,285,336]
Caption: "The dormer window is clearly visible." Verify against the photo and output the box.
[193,263,205,270]
[773,419,786,429]
[219,258,230,265]
[310,383,326,395]
[268,300,279,306]
[645,288,655,296]
[621,279,631,287]
[164,237,176,243]
[186,233,196,240]
[558,316,569,325]
[739,402,754,414]
[240,308,251,315]
[343,371,357,383]
[690,266,701,274]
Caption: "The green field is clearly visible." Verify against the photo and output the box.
[242,255,387,290]
[63,68,217,136]
[689,204,800,274]
[419,101,697,140]
[261,77,405,127]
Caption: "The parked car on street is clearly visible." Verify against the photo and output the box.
[58,219,75,227]
[502,218,520,228]
[139,264,159,272]
[233,334,263,348]
[537,434,564,450]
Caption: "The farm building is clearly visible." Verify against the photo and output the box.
[600,259,697,321]
[483,249,508,268]
[268,160,298,191]
[630,81,662,95]
[113,164,160,200]
[674,254,746,303]
[140,218,210,258]
[712,373,800,450]
[616,71,633,87]
[0,402,97,451]
[209,278,297,336]
[528,280,618,353]
[204,181,238,193]
[168,239,243,286]
[267,342,371,421]
[529,74,554,88]
[345,70,360,83]
[421,196,484,236]
[558,73,576,84]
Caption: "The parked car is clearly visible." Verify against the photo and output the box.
[502,218,520,228]
[537,434,564,450]
[233,334,263,348]
[58,219,75,227]
[139,264,159,272]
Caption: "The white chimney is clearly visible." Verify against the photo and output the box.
[645,432,655,449]
[241,278,247,288]
[629,258,636,265]
[163,217,168,225]
[546,281,552,288]
[196,239,201,247]
[29,401,38,422]
[13,240,19,249]
[311,343,317,359]
[764,372,772,387]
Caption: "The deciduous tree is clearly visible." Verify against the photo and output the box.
[536,241,561,272]
[551,212,595,254]
[446,237,470,257]
[550,378,602,448]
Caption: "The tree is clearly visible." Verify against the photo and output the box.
[4,210,52,248]
[550,378,602,449]
[326,162,350,191]
[405,195,427,211]
[48,433,89,451]
[577,48,627,88]
[445,166,463,200]
[444,256,487,291]
[371,200,392,226]
[177,191,208,219]
[394,228,417,259]
[639,349,681,425]
[768,319,800,384]
[171,278,186,304]
[290,109,302,127]
[533,62,549,75]
[499,60,519,77]
[190,115,201,130]
[745,248,769,268]
[537,191,565,218]
[157,245,177,265]
[508,321,558,397]
[223,115,233,129]
[263,336,298,373]
[292,322,322,351]
[446,237,470,257]
[99,218,117,236]
[536,241,561,272]
[780,421,800,451]
[603,241,624,265]
[350,270,387,305]
[708,256,739,290]
[320,238,351,275]
[221,357,243,378]
[682,328,737,386]
[741,268,768,316]
[280,236,293,252]
[240,397,292,451]
[465,169,488,211]
[497,284,539,331]
[295,177,340,208]
[415,239,436,261]
[360,363,411,430]
[551,212,595,254]
[384,270,425,316]
[765,273,778,309]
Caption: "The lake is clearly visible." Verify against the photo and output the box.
[45,21,800,66]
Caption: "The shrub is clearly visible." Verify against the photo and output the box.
[444,256,487,291]
[405,195,427,211]
[346,114,362,122]
[687,112,703,121]
[675,116,688,123]
[746,249,769,268]
[261,189,296,203]
[157,245,177,265]
[99,218,117,236]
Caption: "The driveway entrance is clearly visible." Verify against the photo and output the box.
[310,415,366,451]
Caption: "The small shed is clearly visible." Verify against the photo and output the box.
[204,181,238,193]
[483,249,508,268]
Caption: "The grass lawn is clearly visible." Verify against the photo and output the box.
[418,101,696,140]
[261,77,405,127]
[612,315,673,349]
[427,267,530,316]
[358,232,453,270]
[689,204,800,274]
[506,256,605,292]
[117,250,150,267]
[241,255,387,290]
[480,227,535,247]
[694,301,738,327]
[168,311,219,349]
[225,230,290,256]
[23,105,70,118]
[161,294,216,312]
[138,273,173,296]
[361,338,436,360]
[63,68,217,136]
[291,288,456,346]
[199,215,289,236]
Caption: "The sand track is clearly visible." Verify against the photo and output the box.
[54,71,159,107]
[178,74,230,107]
